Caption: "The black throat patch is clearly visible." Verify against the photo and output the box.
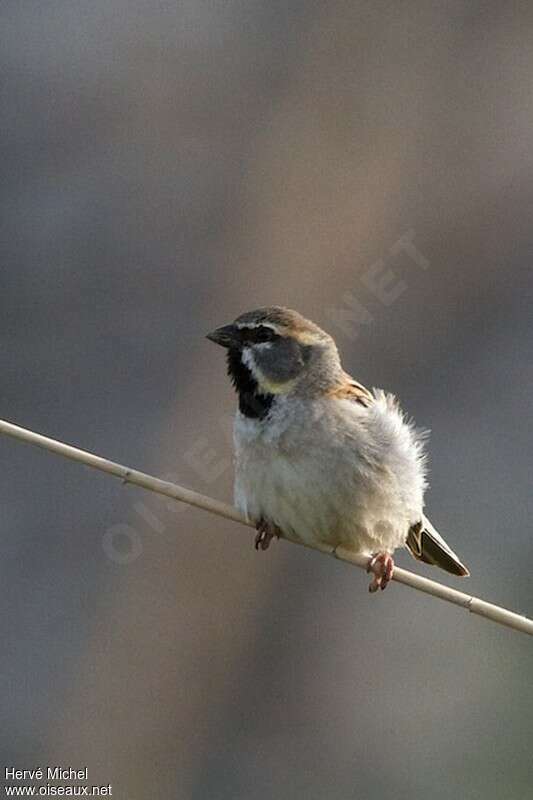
[226,349,274,419]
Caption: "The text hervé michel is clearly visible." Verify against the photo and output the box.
[5,769,88,782]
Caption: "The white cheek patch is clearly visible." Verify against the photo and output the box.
[241,347,271,386]
[241,347,258,373]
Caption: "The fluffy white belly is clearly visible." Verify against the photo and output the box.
[233,392,426,556]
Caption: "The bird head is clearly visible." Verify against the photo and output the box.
[207,307,343,415]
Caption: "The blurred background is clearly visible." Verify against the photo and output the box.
[2,2,533,798]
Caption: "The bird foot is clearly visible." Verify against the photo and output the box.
[367,552,394,592]
[254,519,281,551]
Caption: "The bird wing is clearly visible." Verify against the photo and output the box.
[406,518,469,576]
[327,374,373,406]
[330,374,469,578]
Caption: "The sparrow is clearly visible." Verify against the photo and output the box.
[207,307,469,591]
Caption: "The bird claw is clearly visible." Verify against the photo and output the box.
[254,519,281,551]
[367,552,394,592]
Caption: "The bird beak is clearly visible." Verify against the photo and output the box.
[206,324,241,348]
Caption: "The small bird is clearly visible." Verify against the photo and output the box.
[207,307,469,591]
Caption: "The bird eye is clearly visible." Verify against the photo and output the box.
[243,326,278,344]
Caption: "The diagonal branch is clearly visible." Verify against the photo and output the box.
[0,417,531,637]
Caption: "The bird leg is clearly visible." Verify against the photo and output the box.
[254,518,281,551]
[367,552,394,592]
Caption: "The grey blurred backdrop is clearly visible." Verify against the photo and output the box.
[2,2,533,799]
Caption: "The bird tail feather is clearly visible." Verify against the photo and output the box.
[406,517,469,577]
